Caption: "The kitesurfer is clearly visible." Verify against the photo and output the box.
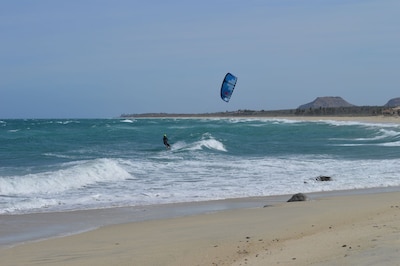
[163,134,170,149]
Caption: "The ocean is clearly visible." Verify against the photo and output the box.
[1,118,400,215]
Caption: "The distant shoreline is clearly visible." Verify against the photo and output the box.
[121,115,400,124]
[121,106,400,119]
[120,109,400,124]
[120,112,400,124]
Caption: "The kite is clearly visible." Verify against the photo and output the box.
[220,73,237,102]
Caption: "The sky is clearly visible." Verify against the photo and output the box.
[1,0,399,118]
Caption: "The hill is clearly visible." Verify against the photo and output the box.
[384,97,400,107]
[297,96,355,109]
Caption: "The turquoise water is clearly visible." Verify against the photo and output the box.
[1,118,400,214]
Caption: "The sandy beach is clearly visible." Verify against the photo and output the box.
[213,115,400,125]
[1,116,399,265]
[276,115,400,124]
[0,190,398,265]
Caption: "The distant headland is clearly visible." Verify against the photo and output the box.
[121,96,400,118]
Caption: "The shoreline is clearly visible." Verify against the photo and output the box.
[124,115,400,124]
[270,115,400,124]
[1,186,399,248]
[0,187,399,265]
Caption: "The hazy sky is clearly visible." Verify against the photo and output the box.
[1,0,399,118]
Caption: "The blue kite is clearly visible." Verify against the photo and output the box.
[220,73,238,102]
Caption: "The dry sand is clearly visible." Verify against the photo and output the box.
[0,191,399,265]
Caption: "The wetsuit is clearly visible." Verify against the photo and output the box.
[163,135,170,148]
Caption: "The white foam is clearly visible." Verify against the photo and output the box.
[200,138,227,151]
[43,153,75,159]
[321,119,400,129]
[55,120,79,125]
[168,134,227,152]
[0,158,132,196]
[354,128,400,141]
[380,141,400,147]
[120,119,135,123]
[2,154,400,214]
[1,198,60,214]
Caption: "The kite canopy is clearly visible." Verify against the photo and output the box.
[220,73,237,102]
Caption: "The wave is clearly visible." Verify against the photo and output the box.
[120,119,135,123]
[170,134,227,152]
[322,119,400,129]
[193,138,227,152]
[0,158,132,196]
[379,141,400,147]
[354,129,400,141]
[54,120,80,125]
[334,142,400,147]
[43,152,76,159]
[3,155,400,214]
[331,128,400,146]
